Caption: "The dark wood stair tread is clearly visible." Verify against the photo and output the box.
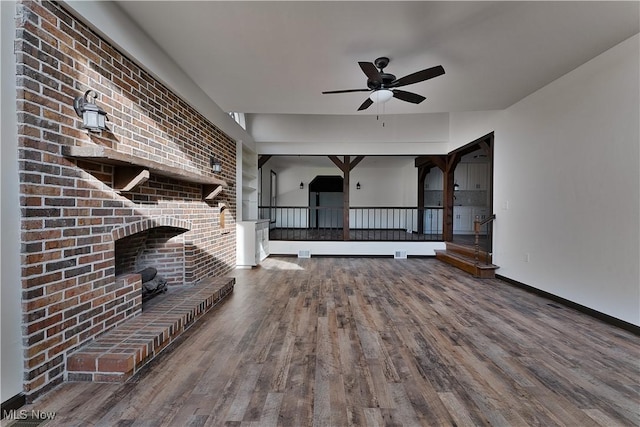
[444,242,493,262]
[435,248,498,279]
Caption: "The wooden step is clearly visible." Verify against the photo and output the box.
[445,242,493,263]
[435,249,499,279]
[67,276,234,383]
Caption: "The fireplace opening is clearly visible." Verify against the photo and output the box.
[136,266,168,301]
[115,225,188,303]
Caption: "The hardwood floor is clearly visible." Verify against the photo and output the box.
[13,257,639,426]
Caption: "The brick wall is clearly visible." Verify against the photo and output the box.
[15,0,237,399]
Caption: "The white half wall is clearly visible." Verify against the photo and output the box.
[270,241,445,257]
[1,0,25,402]
[493,34,640,326]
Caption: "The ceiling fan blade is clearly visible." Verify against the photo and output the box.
[359,62,382,82]
[392,90,426,104]
[390,65,445,88]
[322,88,370,94]
[357,98,373,111]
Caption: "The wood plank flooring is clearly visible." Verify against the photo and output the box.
[12,257,639,426]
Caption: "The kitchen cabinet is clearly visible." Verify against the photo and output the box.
[467,163,488,190]
[453,206,491,234]
[454,164,469,190]
[453,206,474,233]
[236,219,270,268]
[454,163,488,191]
[425,168,443,190]
[423,209,443,234]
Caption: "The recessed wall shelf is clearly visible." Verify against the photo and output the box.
[238,144,258,220]
[63,145,227,200]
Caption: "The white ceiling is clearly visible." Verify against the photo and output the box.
[115,1,638,116]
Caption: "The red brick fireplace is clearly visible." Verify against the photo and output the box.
[15,0,237,400]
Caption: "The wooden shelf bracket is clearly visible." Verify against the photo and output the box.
[203,184,223,201]
[114,167,150,192]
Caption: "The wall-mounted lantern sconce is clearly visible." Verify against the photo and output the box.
[356,182,361,190]
[210,156,222,173]
[73,90,108,133]
[454,182,460,191]
[300,182,304,189]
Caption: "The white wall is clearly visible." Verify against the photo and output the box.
[350,159,417,207]
[1,0,25,402]
[492,34,639,325]
[449,110,503,150]
[249,113,450,155]
[269,158,418,207]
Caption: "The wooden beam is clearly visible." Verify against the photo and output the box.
[414,156,433,168]
[479,140,491,155]
[113,167,149,192]
[343,156,350,241]
[431,155,447,172]
[202,184,223,201]
[327,155,364,240]
[449,132,495,159]
[349,156,365,171]
[327,155,357,240]
[415,155,447,171]
[442,153,461,242]
[258,155,272,169]
[328,155,346,172]
[417,166,429,234]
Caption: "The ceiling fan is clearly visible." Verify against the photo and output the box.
[322,57,445,111]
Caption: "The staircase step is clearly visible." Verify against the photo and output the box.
[435,249,499,279]
[67,276,234,383]
[445,242,492,263]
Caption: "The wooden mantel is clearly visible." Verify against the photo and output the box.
[62,145,227,200]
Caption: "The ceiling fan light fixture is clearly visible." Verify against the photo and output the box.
[369,89,393,104]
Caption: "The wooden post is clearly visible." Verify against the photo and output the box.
[329,155,365,241]
[343,156,350,240]
[417,166,428,234]
[442,154,460,242]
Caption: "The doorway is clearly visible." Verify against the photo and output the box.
[308,175,343,229]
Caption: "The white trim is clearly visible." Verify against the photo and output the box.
[1,0,25,402]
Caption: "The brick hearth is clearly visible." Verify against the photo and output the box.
[67,277,234,383]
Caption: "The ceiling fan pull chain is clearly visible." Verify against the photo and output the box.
[382,102,386,127]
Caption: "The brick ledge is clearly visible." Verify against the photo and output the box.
[66,277,234,383]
